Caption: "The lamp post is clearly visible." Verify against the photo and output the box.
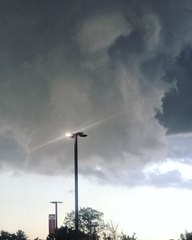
[66,132,87,233]
[50,201,63,230]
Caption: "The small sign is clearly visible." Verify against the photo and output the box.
[49,214,56,234]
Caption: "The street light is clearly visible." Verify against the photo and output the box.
[66,132,87,233]
[50,201,63,230]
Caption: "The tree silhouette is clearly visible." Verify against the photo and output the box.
[120,233,137,240]
[104,221,119,240]
[0,230,27,240]
[64,207,104,235]
[47,226,89,240]
[0,231,15,240]
[63,207,139,240]
[180,231,192,240]
[16,230,27,240]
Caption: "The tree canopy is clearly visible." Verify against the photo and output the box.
[180,231,192,240]
[64,207,104,235]
[63,207,138,240]
[0,230,27,240]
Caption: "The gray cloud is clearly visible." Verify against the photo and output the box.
[157,46,192,134]
[0,133,27,171]
[145,170,192,189]
[167,134,192,163]
[0,0,192,187]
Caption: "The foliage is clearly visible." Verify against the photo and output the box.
[16,230,27,240]
[63,207,139,240]
[47,226,89,240]
[180,231,192,240]
[0,231,15,240]
[120,233,137,240]
[102,222,119,240]
[64,207,104,235]
[0,230,27,240]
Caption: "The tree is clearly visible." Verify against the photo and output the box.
[64,207,104,236]
[47,226,89,240]
[120,233,137,240]
[180,231,192,240]
[0,230,27,240]
[0,231,15,240]
[104,222,119,240]
[16,230,27,240]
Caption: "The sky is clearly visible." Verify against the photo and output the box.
[1,0,192,239]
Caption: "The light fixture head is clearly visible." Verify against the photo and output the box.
[78,132,87,137]
[65,132,87,138]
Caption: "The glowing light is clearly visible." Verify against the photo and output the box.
[65,132,73,137]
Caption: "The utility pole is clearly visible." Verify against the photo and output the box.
[65,131,87,238]
[71,132,87,232]
[50,201,62,230]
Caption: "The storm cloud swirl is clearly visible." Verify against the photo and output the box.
[0,0,192,187]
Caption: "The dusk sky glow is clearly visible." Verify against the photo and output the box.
[1,1,192,240]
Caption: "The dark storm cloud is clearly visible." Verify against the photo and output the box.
[0,0,192,187]
[157,46,192,134]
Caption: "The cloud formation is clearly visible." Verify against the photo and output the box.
[0,0,192,187]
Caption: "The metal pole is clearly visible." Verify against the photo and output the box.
[55,202,58,230]
[50,201,62,231]
[74,134,79,232]
[66,131,87,238]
